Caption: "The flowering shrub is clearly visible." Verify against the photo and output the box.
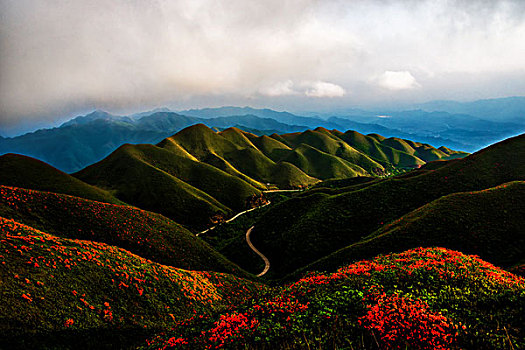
[0,216,266,346]
[359,293,458,349]
[0,185,242,274]
[143,247,524,349]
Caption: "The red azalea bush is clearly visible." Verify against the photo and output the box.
[359,293,458,350]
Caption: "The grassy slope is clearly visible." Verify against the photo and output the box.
[0,154,123,205]
[336,130,468,168]
[0,186,246,276]
[294,181,525,278]
[75,143,263,230]
[279,129,385,174]
[162,125,319,188]
[160,125,462,188]
[160,126,269,189]
[252,134,525,278]
[145,247,525,350]
[200,192,295,275]
[0,217,265,348]
[280,143,368,180]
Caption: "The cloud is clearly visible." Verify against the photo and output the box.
[376,71,421,91]
[1,0,525,133]
[260,80,345,98]
[259,80,298,97]
[304,81,346,97]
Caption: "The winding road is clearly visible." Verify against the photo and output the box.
[262,189,304,193]
[245,226,270,277]
[196,201,271,236]
[197,189,304,275]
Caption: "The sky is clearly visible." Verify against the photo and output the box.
[1,0,525,135]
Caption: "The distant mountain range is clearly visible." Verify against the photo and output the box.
[0,97,523,173]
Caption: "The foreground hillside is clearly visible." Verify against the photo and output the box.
[251,134,525,278]
[296,181,525,277]
[0,186,245,276]
[0,154,123,205]
[0,217,265,348]
[143,248,524,349]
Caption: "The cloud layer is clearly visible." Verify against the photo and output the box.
[1,0,525,133]
[376,71,421,91]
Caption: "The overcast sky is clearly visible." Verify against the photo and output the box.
[1,0,525,134]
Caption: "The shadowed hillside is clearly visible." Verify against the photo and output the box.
[0,154,123,205]
[0,217,264,348]
[293,181,525,278]
[251,134,525,278]
[0,186,247,276]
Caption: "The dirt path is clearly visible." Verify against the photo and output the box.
[196,201,271,236]
[245,226,270,277]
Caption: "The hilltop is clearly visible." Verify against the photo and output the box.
[0,154,123,205]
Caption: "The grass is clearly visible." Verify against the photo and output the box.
[0,153,123,205]
[0,217,267,348]
[250,134,525,279]
[142,247,525,349]
[290,181,525,280]
[0,185,248,276]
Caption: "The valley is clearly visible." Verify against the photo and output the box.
[1,124,523,349]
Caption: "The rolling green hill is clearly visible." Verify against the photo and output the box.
[74,143,263,230]
[0,217,264,348]
[251,134,525,278]
[158,124,462,186]
[0,154,123,205]
[69,124,468,231]
[0,186,246,276]
[293,181,525,278]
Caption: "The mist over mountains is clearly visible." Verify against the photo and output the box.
[1,97,523,173]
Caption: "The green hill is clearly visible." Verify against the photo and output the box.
[0,154,123,205]
[251,134,525,278]
[144,247,525,350]
[0,186,246,275]
[294,181,525,277]
[336,130,467,168]
[75,143,262,230]
[281,143,368,179]
[66,124,468,230]
[155,124,462,189]
[160,125,315,188]
[279,128,385,174]
[0,217,264,348]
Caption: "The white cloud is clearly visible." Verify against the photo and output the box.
[376,71,421,91]
[304,81,346,98]
[259,80,298,96]
[1,0,525,131]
